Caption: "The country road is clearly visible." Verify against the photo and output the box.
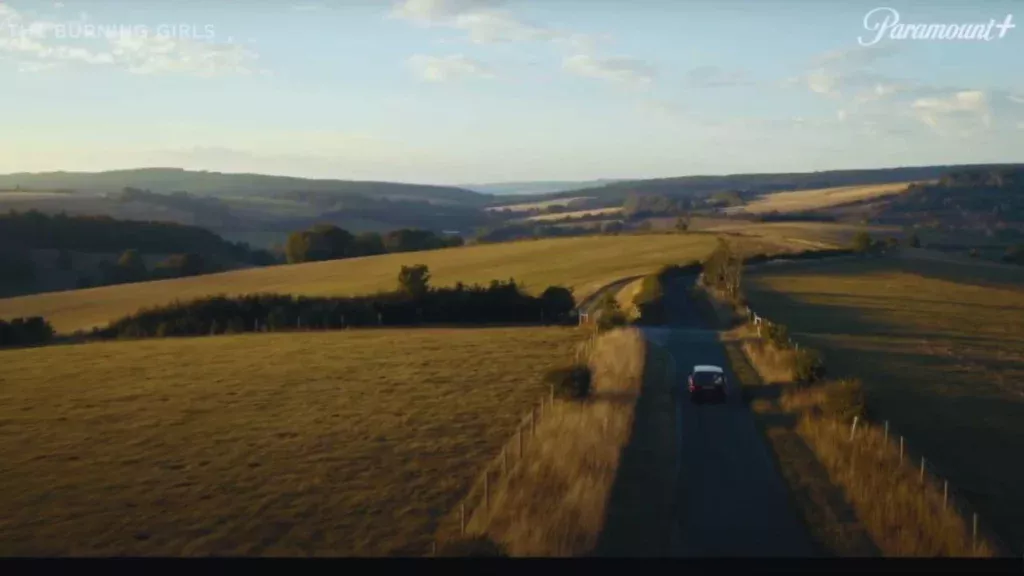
[644,276,817,557]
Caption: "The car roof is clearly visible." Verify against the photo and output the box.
[692,365,724,373]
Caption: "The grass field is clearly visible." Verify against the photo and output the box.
[725,183,916,216]
[522,207,623,222]
[0,234,730,334]
[742,256,1024,553]
[701,220,901,249]
[0,327,588,556]
[484,197,594,212]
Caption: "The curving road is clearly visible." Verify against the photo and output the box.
[643,276,817,558]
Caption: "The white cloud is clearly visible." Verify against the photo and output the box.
[685,65,750,87]
[1018,121,1024,130]
[408,53,494,82]
[1009,94,1024,105]
[912,90,990,129]
[16,60,60,73]
[390,0,503,23]
[563,54,654,86]
[806,69,841,96]
[0,4,266,76]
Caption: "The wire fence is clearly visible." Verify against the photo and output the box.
[743,305,1013,557]
[425,332,598,556]
[425,388,553,556]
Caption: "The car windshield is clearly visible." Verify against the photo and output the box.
[693,371,723,385]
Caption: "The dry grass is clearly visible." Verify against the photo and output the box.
[703,220,901,249]
[452,328,675,556]
[522,207,623,222]
[0,327,588,556]
[744,256,1024,553]
[613,278,644,319]
[0,234,724,334]
[725,183,916,216]
[780,387,993,557]
[741,339,802,385]
[484,197,595,212]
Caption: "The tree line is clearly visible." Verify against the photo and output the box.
[0,209,275,265]
[0,316,55,348]
[93,265,577,340]
[284,224,464,264]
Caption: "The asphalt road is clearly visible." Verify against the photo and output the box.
[644,276,817,558]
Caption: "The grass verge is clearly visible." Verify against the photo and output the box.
[744,256,1023,553]
[720,304,996,556]
[443,328,676,556]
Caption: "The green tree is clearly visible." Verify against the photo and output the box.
[116,249,147,280]
[55,249,73,271]
[852,231,873,253]
[398,264,431,298]
[675,215,690,232]
[540,286,575,321]
[352,232,386,257]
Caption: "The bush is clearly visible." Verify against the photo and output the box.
[792,347,826,383]
[436,536,509,557]
[545,364,592,400]
[817,378,866,421]
[762,322,790,347]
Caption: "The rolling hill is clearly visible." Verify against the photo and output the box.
[0,168,489,206]
[532,164,1024,206]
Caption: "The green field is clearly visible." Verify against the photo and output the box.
[0,234,734,334]
[743,256,1024,553]
[0,327,587,556]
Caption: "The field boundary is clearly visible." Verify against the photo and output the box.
[737,303,1011,557]
[425,331,600,555]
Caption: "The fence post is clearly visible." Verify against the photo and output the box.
[900,436,904,464]
[530,408,536,436]
[884,421,889,445]
[850,416,859,441]
[484,471,489,510]
[920,457,926,483]
[431,541,436,556]
[517,427,523,458]
[550,384,555,405]
[943,480,948,509]
[502,446,507,475]
[460,503,466,536]
[972,513,978,553]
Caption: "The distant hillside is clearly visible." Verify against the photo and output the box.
[0,210,278,298]
[0,168,490,206]
[863,167,1024,230]
[535,164,1024,206]
[460,179,626,197]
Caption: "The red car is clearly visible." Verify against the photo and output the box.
[688,365,727,403]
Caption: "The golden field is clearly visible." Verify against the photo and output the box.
[484,197,594,212]
[0,327,588,556]
[742,256,1024,554]
[0,234,730,334]
[724,182,916,215]
[522,207,623,222]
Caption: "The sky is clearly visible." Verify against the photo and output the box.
[1,0,1022,185]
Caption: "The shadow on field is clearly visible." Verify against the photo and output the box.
[739,288,1024,554]
[590,341,676,557]
[748,253,1024,293]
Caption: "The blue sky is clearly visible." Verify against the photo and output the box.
[1,0,1022,184]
